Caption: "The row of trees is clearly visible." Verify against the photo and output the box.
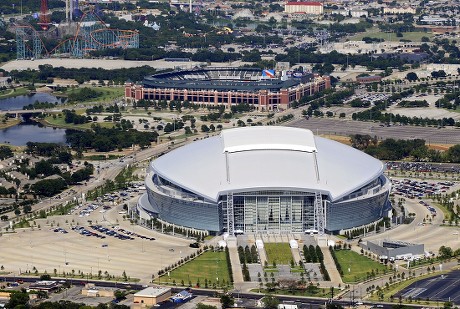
[302,245,329,281]
[303,244,323,263]
[65,125,158,152]
[237,245,258,264]
[25,142,71,159]
[30,178,68,197]
[349,134,460,163]
[10,65,156,85]
[352,107,459,128]
[329,246,344,276]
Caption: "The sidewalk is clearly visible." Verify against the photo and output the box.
[321,246,343,286]
[227,236,244,284]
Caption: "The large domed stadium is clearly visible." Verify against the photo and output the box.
[136,127,392,235]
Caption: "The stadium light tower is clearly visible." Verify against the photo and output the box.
[315,30,330,49]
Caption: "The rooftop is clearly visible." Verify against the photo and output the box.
[134,287,171,298]
[221,127,317,154]
[286,2,323,5]
[151,127,385,202]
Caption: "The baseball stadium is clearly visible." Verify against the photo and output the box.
[136,127,392,235]
[124,67,331,110]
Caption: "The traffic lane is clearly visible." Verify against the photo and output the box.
[0,276,425,308]
[289,118,460,144]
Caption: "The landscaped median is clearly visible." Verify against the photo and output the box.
[367,271,446,304]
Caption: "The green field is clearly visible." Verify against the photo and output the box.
[351,29,433,42]
[43,115,115,130]
[162,251,231,287]
[60,86,124,103]
[265,243,294,265]
[0,87,29,99]
[334,250,387,283]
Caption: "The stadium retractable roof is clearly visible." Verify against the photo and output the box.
[222,127,317,153]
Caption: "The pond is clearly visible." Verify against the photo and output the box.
[0,93,65,111]
[0,122,68,146]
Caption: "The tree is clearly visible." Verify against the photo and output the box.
[6,292,29,308]
[220,294,234,308]
[261,294,280,309]
[201,124,210,132]
[406,72,418,82]
[445,145,460,163]
[439,246,453,259]
[326,303,344,309]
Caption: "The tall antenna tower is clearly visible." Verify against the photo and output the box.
[38,0,51,30]
[315,29,330,49]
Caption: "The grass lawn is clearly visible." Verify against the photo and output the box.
[0,118,20,129]
[162,251,231,287]
[0,87,29,99]
[43,115,115,130]
[433,201,452,221]
[60,86,124,103]
[265,243,294,265]
[350,29,433,42]
[334,250,387,283]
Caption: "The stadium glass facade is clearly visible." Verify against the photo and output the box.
[220,191,315,234]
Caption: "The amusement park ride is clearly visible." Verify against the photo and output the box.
[15,0,139,60]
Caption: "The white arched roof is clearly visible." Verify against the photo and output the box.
[151,127,384,202]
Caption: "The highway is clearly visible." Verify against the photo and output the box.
[289,117,460,145]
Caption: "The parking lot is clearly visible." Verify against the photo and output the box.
[345,92,390,105]
[398,270,460,304]
[387,161,460,174]
[0,199,196,283]
[391,178,455,200]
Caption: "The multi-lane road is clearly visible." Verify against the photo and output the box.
[289,117,460,145]
[0,275,408,309]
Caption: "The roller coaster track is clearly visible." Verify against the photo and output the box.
[15,10,139,60]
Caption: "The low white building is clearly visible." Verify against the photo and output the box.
[285,1,324,15]
[0,77,10,88]
[383,6,416,14]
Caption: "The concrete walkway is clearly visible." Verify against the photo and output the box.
[320,245,343,286]
[257,242,268,267]
[227,236,244,284]
[291,247,302,265]
[289,237,302,265]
